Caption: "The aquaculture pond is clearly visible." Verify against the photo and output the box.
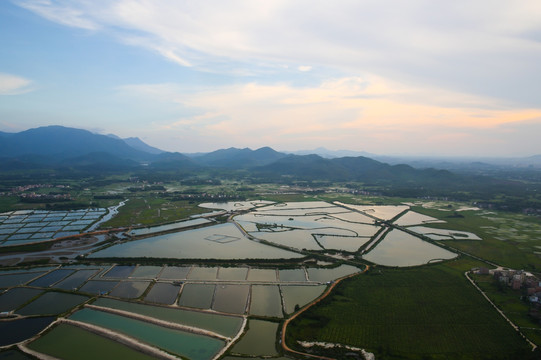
[199,200,274,212]
[93,298,243,338]
[0,287,43,312]
[0,272,46,288]
[247,268,277,282]
[28,323,156,360]
[315,234,371,252]
[363,229,458,266]
[278,268,307,282]
[188,266,219,280]
[28,269,74,287]
[70,308,225,360]
[231,319,279,356]
[179,284,215,309]
[108,281,150,299]
[213,284,249,314]
[393,211,445,226]
[218,267,248,281]
[17,292,89,315]
[0,316,55,346]
[89,223,303,260]
[128,218,210,236]
[102,265,136,278]
[408,226,482,240]
[130,266,163,279]
[53,269,99,290]
[281,285,327,314]
[78,280,119,295]
[306,265,360,283]
[159,266,191,279]
[249,285,283,318]
[144,282,180,304]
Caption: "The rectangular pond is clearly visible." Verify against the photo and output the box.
[159,266,191,280]
[249,285,283,318]
[188,267,219,281]
[54,269,99,291]
[278,269,307,282]
[218,267,248,281]
[93,298,243,338]
[144,282,180,305]
[69,308,225,360]
[247,268,277,282]
[212,284,249,314]
[108,281,150,299]
[78,280,119,295]
[17,292,89,316]
[102,265,136,278]
[231,319,278,356]
[28,323,155,360]
[178,284,215,309]
[28,269,75,288]
[0,287,43,312]
[306,265,360,283]
[130,266,163,279]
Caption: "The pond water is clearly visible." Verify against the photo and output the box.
[218,267,248,281]
[188,267,219,281]
[144,283,180,305]
[128,218,210,236]
[257,201,334,211]
[336,203,409,220]
[199,201,274,212]
[0,272,45,288]
[0,350,34,360]
[231,319,278,356]
[249,285,283,318]
[393,211,445,226]
[278,269,307,282]
[54,269,99,290]
[78,280,119,295]
[93,298,243,338]
[0,316,55,346]
[250,229,322,251]
[213,284,249,314]
[28,323,155,360]
[247,269,277,282]
[17,292,88,316]
[315,235,371,252]
[179,284,215,309]
[70,308,225,360]
[0,287,43,312]
[28,269,75,288]
[159,266,191,280]
[109,281,150,299]
[362,229,458,266]
[408,226,482,240]
[306,265,360,283]
[102,265,136,278]
[281,285,326,314]
[130,266,163,279]
[89,223,303,260]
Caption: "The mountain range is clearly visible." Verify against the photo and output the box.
[1,126,539,182]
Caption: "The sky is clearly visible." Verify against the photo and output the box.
[1,1,541,157]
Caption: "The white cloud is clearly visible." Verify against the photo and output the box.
[118,76,541,155]
[0,73,34,95]
[298,66,312,72]
[13,0,541,106]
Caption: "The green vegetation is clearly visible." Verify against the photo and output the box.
[286,259,536,360]
[411,205,541,270]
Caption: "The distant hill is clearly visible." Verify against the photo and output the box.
[192,146,287,168]
[123,137,165,155]
[0,126,151,161]
[286,147,375,159]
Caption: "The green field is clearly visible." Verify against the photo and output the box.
[411,205,541,270]
[286,259,536,360]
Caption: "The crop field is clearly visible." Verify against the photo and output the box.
[411,204,541,270]
[286,260,534,359]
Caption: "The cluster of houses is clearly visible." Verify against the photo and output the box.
[476,267,541,304]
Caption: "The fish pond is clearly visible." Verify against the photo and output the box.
[70,308,225,360]
[89,223,303,260]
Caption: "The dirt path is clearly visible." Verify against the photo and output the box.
[281,265,370,359]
